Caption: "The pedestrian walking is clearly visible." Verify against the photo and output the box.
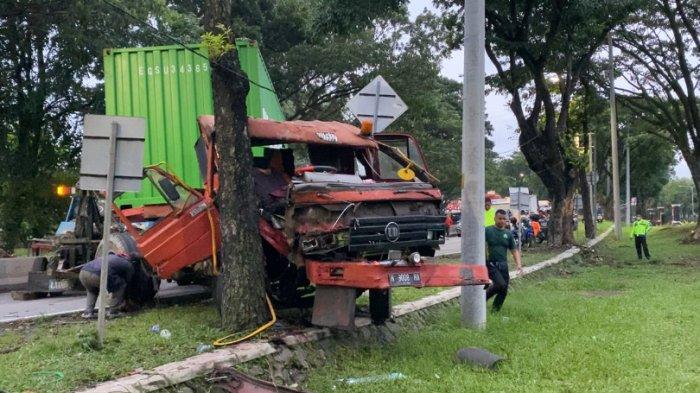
[630,214,652,260]
[485,209,522,312]
[78,252,136,318]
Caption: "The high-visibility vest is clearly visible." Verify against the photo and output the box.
[484,208,496,227]
[631,219,651,238]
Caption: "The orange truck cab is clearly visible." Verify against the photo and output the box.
[113,116,488,328]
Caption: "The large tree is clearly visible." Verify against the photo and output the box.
[614,0,700,240]
[202,0,270,330]
[436,0,640,246]
[0,0,197,249]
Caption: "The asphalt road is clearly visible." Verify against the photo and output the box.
[0,237,461,324]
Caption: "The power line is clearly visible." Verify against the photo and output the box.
[100,0,277,94]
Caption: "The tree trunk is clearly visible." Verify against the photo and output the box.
[203,0,270,329]
[681,148,700,242]
[518,131,576,247]
[579,168,595,239]
[546,188,575,247]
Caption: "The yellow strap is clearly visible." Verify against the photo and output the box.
[213,294,277,347]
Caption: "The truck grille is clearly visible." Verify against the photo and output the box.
[348,215,446,253]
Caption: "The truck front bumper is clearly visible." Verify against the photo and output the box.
[305,259,490,289]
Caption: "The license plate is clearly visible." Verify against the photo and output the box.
[48,279,71,291]
[389,272,421,287]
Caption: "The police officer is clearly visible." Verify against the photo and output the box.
[630,214,652,260]
[484,197,496,227]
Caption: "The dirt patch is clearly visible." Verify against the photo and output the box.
[667,260,700,268]
[579,290,623,298]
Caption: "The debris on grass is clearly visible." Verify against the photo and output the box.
[456,347,505,369]
[337,372,407,385]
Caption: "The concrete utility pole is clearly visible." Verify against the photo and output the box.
[460,0,486,329]
[609,34,622,239]
[625,139,631,226]
[588,132,597,234]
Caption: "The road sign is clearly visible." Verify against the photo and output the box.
[80,115,146,192]
[509,187,530,212]
[345,75,407,133]
[79,114,145,348]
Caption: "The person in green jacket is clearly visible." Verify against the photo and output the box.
[630,214,652,260]
[484,197,496,227]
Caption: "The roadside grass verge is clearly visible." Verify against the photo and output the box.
[0,304,226,393]
[0,221,622,392]
[387,221,615,306]
[306,224,699,393]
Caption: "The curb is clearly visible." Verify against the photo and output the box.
[78,229,612,393]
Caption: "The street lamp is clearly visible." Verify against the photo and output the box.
[517,172,524,250]
[683,186,696,219]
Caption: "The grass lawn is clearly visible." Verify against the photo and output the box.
[0,304,227,393]
[306,224,700,393]
[0,220,655,393]
[385,221,615,306]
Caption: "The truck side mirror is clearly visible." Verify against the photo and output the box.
[158,178,181,201]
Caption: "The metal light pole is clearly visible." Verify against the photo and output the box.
[517,173,524,251]
[460,0,486,329]
[588,132,597,234]
[625,133,631,226]
[609,34,622,239]
[684,186,696,219]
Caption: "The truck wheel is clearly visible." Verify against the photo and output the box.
[96,233,160,304]
[127,259,160,304]
[369,288,392,325]
[96,232,138,256]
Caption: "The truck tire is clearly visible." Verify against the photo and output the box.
[95,232,138,256]
[128,259,160,304]
[96,233,160,304]
[369,288,392,325]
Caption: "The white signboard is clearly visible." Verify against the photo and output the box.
[509,187,530,212]
[345,75,407,133]
[79,115,146,192]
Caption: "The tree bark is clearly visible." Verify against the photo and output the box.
[579,168,595,240]
[680,147,700,241]
[203,0,270,329]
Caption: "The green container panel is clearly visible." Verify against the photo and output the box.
[103,39,284,208]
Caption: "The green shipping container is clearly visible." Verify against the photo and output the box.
[103,38,285,208]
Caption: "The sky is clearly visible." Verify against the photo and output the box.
[407,0,692,178]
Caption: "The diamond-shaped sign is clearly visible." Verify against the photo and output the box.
[345,75,407,133]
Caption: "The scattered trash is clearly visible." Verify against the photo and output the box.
[150,324,161,334]
[159,329,172,339]
[196,343,214,353]
[434,373,441,379]
[337,372,406,385]
[502,316,510,322]
[456,347,505,369]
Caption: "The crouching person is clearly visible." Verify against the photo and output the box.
[78,252,136,318]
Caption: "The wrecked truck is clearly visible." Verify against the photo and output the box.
[111,115,489,328]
